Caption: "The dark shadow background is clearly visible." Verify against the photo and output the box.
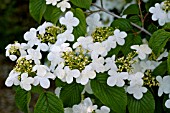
[0,0,37,112]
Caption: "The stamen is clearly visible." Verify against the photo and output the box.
[14,57,34,74]
[62,48,91,71]
[92,27,114,42]
[37,26,66,44]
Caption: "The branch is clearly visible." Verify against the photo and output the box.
[100,0,104,8]
[92,4,152,36]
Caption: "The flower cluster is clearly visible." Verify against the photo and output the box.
[6,0,170,112]
[6,8,164,101]
[149,0,170,26]
[63,97,110,113]
[46,0,71,12]
[5,11,79,90]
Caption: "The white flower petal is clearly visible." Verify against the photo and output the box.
[107,76,117,87]
[40,78,50,89]
[165,99,170,108]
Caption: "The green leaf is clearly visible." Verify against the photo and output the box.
[167,51,170,75]
[44,5,63,24]
[107,46,122,57]
[123,4,139,15]
[152,60,167,76]
[163,23,170,32]
[70,0,92,9]
[55,78,67,87]
[121,33,142,55]
[129,15,142,26]
[60,82,84,107]
[127,90,155,113]
[91,73,127,113]
[34,92,64,113]
[29,0,46,23]
[149,29,170,57]
[147,23,158,34]
[15,87,31,113]
[72,8,86,39]
[31,86,44,94]
[111,18,133,32]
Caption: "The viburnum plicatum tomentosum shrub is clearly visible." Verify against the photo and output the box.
[4,0,170,113]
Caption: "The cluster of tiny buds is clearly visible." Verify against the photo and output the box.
[116,52,137,72]
[62,48,91,71]
[37,26,66,44]
[162,0,170,12]
[92,27,114,42]
[14,57,34,74]
[143,70,158,87]
[9,42,20,56]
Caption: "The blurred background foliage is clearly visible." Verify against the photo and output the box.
[0,0,37,54]
[0,0,37,112]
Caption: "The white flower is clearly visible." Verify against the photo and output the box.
[127,72,147,99]
[48,52,63,71]
[26,48,42,65]
[73,36,93,49]
[33,65,55,89]
[107,70,128,87]
[20,73,34,91]
[132,59,161,74]
[149,3,170,26]
[59,11,79,32]
[54,87,62,97]
[131,61,142,74]
[38,42,50,52]
[95,106,110,113]
[101,37,117,51]
[57,0,71,12]
[88,42,107,59]
[46,0,60,6]
[54,63,65,80]
[72,97,97,113]
[33,72,55,89]
[56,30,74,45]
[165,94,170,108]
[64,108,73,113]
[128,72,144,86]
[76,65,96,85]
[108,29,127,46]
[64,66,80,84]
[90,57,106,73]
[5,42,28,61]
[48,44,71,71]
[55,65,80,84]
[140,60,161,72]
[37,21,53,34]
[156,76,170,96]
[82,81,93,94]
[157,49,168,61]
[32,65,49,76]
[105,55,118,71]
[149,3,163,21]
[5,70,21,87]
[24,28,39,47]
[25,27,49,51]
[86,13,102,35]
[126,84,147,100]
[60,43,72,52]
[131,44,152,60]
